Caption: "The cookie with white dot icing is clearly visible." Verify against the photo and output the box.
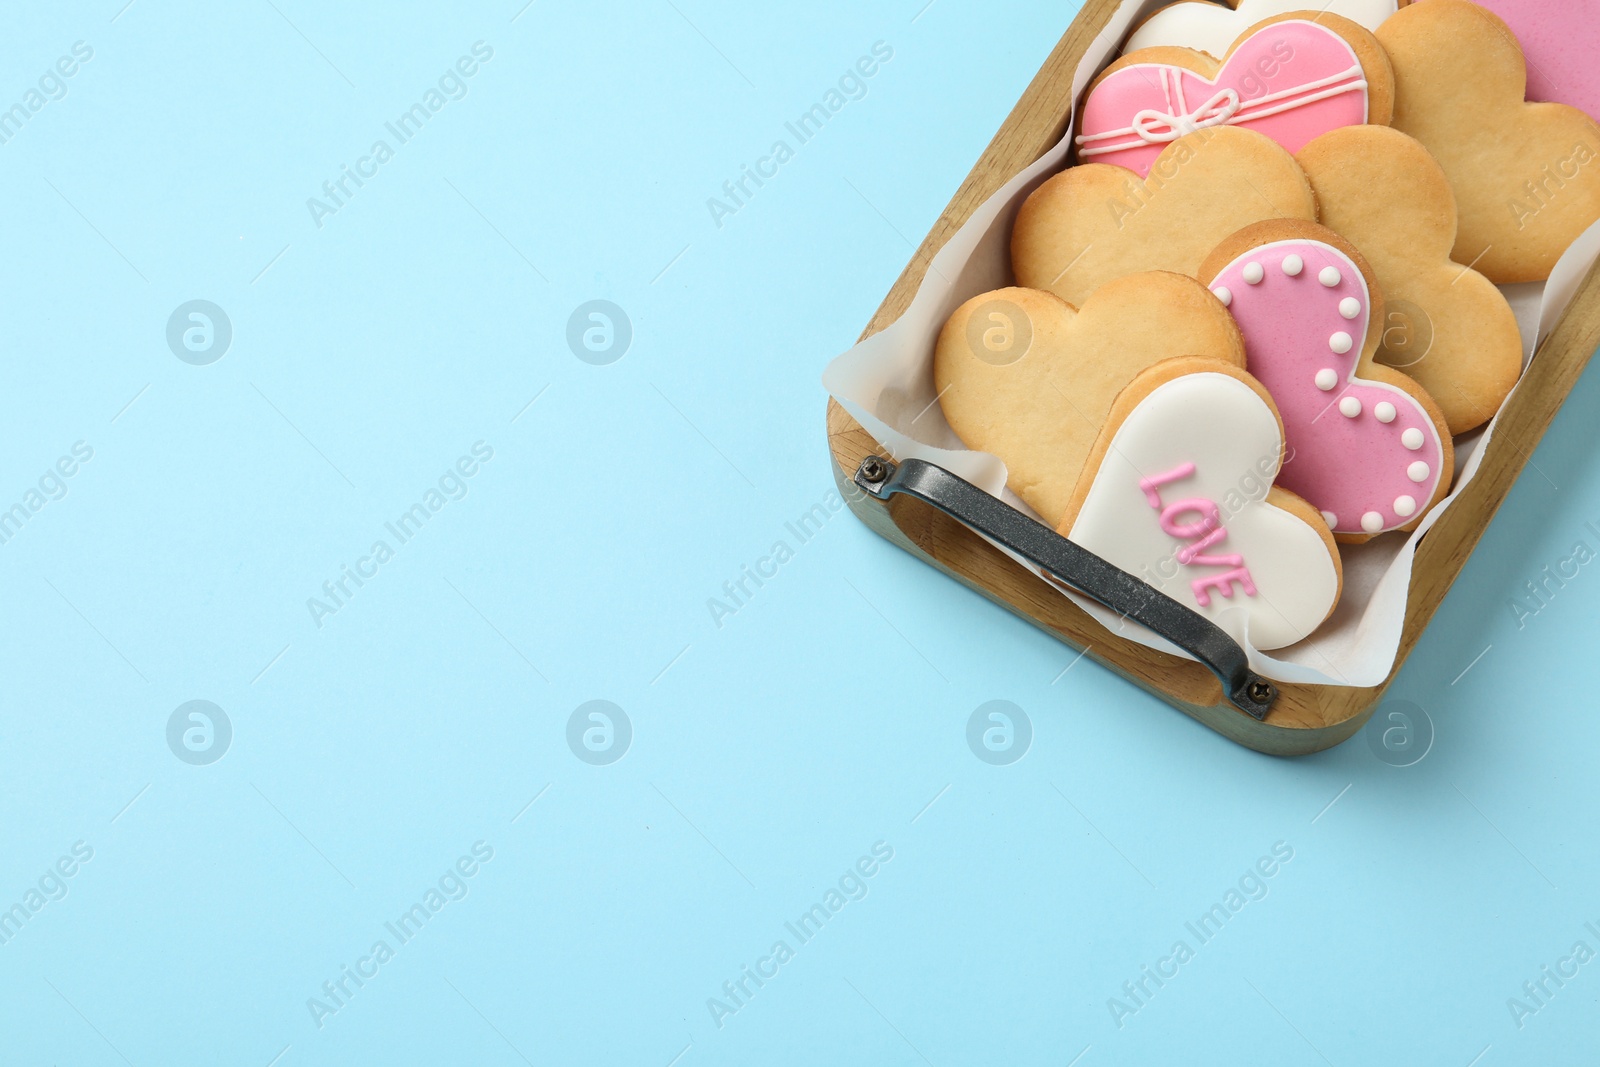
[1200,220,1454,543]
[1298,125,1522,435]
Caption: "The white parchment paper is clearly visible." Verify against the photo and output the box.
[821,0,1600,687]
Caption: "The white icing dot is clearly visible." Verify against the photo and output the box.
[1243,262,1265,285]
[1314,368,1338,390]
[1283,254,1304,276]
[1407,461,1431,483]
[1361,511,1385,533]
[1320,266,1342,287]
[1394,495,1417,517]
[1330,332,1354,354]
[1212,286,1232,307]
[1320,510,1338,528]
[1339,297,1361,319]
[1374,402,1397,423]
[1401,428,1425,450]
[1340,396,1362,418]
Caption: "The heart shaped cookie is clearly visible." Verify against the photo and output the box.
[1124,0,1402,57]
[1201,222,1453,542]
[1468,0,1600,123]
[1013,127,1316,309]
[1077,13,1394,177]
[1060,359,1342,650]
[1377,0,1600,283]
[1298,124,1521,434]
[934,273,1244,526]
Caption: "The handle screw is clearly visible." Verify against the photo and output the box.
[860,457,889,483]
[1248,681,1275,706]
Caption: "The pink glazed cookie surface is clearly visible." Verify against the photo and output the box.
[1466,0,1600,122]
[1077,16,1388,177]
[1205,233,1450,540]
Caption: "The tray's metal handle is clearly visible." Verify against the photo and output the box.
[853,455,1278,720]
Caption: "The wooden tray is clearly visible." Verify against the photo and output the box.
[825,0,1600,756]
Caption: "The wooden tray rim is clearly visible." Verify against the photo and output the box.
[823,0,1600,755]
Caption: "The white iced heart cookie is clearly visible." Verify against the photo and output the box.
[1124,0,1401,57]
[1059,361,1342,651]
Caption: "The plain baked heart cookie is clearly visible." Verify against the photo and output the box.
[1060,359,1342,650]
[1466,0,1600,123]
[1298,125,1521,434]
[1013,127,1316,309]
[934,274,1245,526]
[1077,13,1394,177]
[1201,221,1453,543]
[1377,0,1600,283]
[1124,0,1403,57]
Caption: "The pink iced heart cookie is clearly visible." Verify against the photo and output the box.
[1059,360,1342,650]
[1077,13,1394,177]
[1201,223,1453,542]
[1467,0,1600,123]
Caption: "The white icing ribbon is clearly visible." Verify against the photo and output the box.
[1076,63,1368,156]
[1130,86,1241,142]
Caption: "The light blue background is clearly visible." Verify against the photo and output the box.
[3,1,1598,1064]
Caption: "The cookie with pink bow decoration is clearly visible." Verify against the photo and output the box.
[1076,12,1395,177]
[1200,221,1454,543]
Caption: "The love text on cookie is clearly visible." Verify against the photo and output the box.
[1140,463,1259,606]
